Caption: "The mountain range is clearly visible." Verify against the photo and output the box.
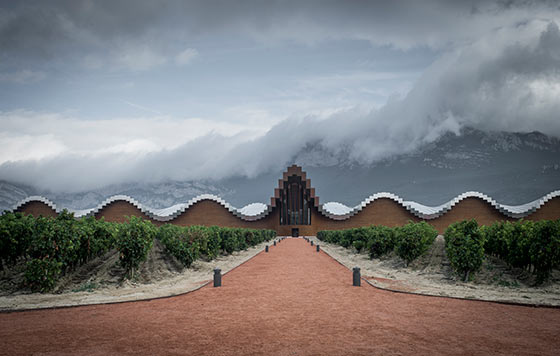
[1,127,559,213]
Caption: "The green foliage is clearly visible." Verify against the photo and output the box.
[339,229,353,248]
[115,216,155,277]
[0,212,34,269]
[1,210,274,292]
[205,226,222,259]
[482,221,513,262]
[366,225,396,258]
[529,220,560,283]
[483,219,560,283]
[317,230,344,245]
[221,228,239,254]
[352,240,364,252]
[20,212,116,291]
[24,258,62,293]
[318,222,433,264]
[394,221,438,266]
[318,227,374,253]
[349,227,370,252]
[157,224,200,268]
[157,224,275,267]
[445,220,485,281]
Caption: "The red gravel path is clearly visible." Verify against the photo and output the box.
[1,238,559,355]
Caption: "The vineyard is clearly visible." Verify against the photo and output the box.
[0,211,275,293]
[317,219,560,284]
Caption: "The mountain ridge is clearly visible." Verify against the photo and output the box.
[1,128,559,212]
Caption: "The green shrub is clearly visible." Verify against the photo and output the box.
[157,225,274,267]
[205,226,222,259]
[24,258,62,293]
[2,210,275,291]
[16,212,116,292]
[507,221,532,270]
[445,219,485,281]
[236,228,249,250]
[339,229,353,248]
[366,225,396,258]
[530,220,560,284]
[316,230,327,241]
[482,221,512,259]
[221,228,239,254]
[25,210,81,274]
[158,224,200,267]
[0,212,34,269]
[352,240,364,251]
[349,227,370,252]
[482,219,560,283]
[331,230,344,244]
[27,216,56,260]
[317,225,395,258]
[395,221,437,267]
[115,216,155,277]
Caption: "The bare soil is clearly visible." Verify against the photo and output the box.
[1,238,559,356]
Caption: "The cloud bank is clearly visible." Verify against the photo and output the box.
[1,18,560,192]
[1,2,560,192]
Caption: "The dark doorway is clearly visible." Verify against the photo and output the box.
[291,228,299,237]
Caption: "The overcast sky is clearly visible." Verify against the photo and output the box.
[1,1,560,192]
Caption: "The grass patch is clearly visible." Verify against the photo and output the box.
[72,281,99,293]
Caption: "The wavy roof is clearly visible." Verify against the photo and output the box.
[318,191,560,220]
[5,165,559,221]
[7,190,560,221]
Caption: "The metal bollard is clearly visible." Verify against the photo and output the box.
[214,268,222,287]
[316,245,320,252]
[274,240,276,246]
[265,245,269,252]
[353,267,361,287]
[311,241,314,246]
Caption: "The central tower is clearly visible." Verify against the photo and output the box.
[272,165,318,226]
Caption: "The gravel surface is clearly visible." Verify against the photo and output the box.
[1,237,559,356]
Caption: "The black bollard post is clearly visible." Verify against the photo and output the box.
[311,241,314,246]
[316,245,320,252]
[353,267,361,287]
[265,245,269,253]
[274,240,276,246]
[214,268,222,287]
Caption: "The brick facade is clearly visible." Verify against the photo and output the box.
[14,166,560,234]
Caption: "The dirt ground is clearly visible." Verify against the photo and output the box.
[1,237,559,356]
[311,235,560,306]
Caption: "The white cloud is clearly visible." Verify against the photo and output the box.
[2,19,560,192]
[175,48,199,66]
[0,134,66,163]
[0,110,262,164]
